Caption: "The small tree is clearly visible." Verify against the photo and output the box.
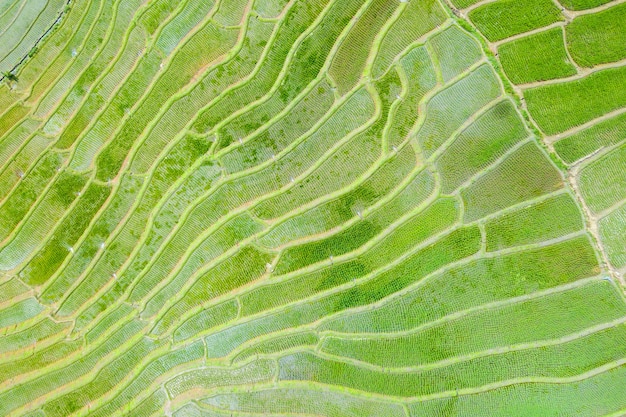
[2,71,18,82]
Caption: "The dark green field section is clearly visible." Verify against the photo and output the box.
[0,0,625,416]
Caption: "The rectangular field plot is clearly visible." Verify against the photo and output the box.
[566,2,626,67]
[600,204,626,269]
[525,65,626,135]
[554,111,626,164]
[499,27,577,84]
[485,193,584,250]
[468,0,563,42]
[579,143,626,214]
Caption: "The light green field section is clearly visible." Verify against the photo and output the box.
[0,0,625,416]
[0,0,67,74]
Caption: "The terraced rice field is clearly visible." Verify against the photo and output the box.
[0,0,625,415]
[453,0,626,280]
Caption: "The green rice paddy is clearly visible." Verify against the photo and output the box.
[0,0,625,415]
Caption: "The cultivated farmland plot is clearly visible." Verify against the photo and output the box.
[0,0,625,416]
